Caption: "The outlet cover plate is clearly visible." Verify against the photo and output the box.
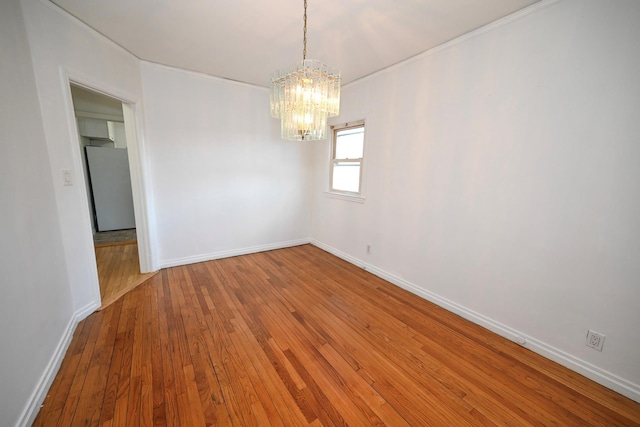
[586,330,605,351]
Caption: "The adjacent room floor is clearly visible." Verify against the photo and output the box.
[34,245,640,426]
[93,229,157,309]
[93,229,137,246]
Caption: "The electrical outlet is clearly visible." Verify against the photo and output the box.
[366,245,371,254]
[586,330,605,351]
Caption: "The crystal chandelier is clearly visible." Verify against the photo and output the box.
[270,0,341,141]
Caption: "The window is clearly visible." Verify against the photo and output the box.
[330,121,365,196]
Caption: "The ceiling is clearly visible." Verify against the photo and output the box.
[51,0,541,87]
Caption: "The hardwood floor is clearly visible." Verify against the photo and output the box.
[94,241,158,309]
[35,245,640,426]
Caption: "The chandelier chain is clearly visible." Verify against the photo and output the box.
[303,0,307,60]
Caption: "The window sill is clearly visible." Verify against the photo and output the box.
[324,191,365,204]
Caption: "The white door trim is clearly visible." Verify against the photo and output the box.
[60,68,157,309]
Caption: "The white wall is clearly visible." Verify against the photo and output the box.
[0,0,74,425]
[20,0,148,312]
[311,0,640,400]
[141,62,312,267]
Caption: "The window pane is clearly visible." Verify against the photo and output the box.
[335,127,364,159]
[332,162,361,193]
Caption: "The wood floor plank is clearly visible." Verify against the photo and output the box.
[97,301,128,425]
[110,291,139,427]
[125,285,147,427]
[156,271,180,426]
[74,299,122,426]
[34,244,640,426]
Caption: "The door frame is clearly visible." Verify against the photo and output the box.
[61,70,156,308]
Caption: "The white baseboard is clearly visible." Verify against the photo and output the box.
[310,239,640,403]
[158,238,311,269]
[16,301,100,427]
[74,300,100,322]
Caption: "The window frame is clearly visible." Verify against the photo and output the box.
[328,120,365,200]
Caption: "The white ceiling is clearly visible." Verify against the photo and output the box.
[51,0,541,87]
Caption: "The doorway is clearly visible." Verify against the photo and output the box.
[70,84,157,308]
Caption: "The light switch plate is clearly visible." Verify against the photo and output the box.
[62,169,73,186]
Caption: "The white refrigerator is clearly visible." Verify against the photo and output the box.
[85,146,136,231]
